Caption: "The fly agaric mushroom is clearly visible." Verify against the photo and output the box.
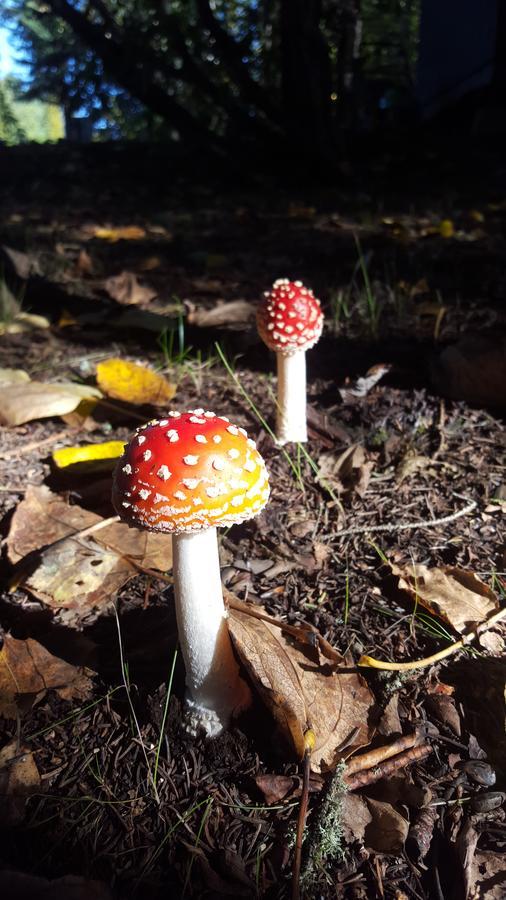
[112,410,269,737]
[257,278,323,444]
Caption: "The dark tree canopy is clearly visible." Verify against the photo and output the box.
[2,1,421,160]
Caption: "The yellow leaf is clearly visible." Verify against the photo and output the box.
[96,358,176,406]
[469,209,484,223]
[52,440,126,469]
[93,225,146,242]
[58,309,78,327]
[439,219,454,238]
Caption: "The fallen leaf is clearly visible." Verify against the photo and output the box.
[341,793,372,845]
[93,225,146,242]
[6,485,173,628]
[317,444,374,499]
[104,271,157,306]
[255,773,323,805]
[0,634,93,718]
[186,299,254,328]
[465,850,506,898]
[228,602,374,772]
[390,562,500,634]
[431,334,506,409]
[0,740,40,825]
[76,248,94,276]
[426,694,462,735]
[138,256,162,271]
[0,381,102,426]
[364,798,409,854]
[339,364,391,401]
[96,358,176,406]
[189,277,224,293]
[395,450,433,483]
[2,244,43,278]
[439,219,455,238]
[0,311,50,336]
[0,368,30,386]
[52,441,125,469]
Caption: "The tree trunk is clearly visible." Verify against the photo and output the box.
[279,0,335,162]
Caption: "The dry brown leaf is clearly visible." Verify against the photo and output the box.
[341,793,372,845]
[317,444,374,499]
[228,603,374,773]
[390,562,500,634]
[186,299,254,328]
[76,248,94,276]
[364,798,409,854]
[395,450,433,483]
[104,271,157,306]
[0,740,41,825]
[0,634,93,718]
[255,773,323,805]
[0,368,30,386]
[0,311,51,336]
[0,381,102,426]
[339,364,391,402]
[96,358,176,406]
[466,850,506,899]
[93,225,146,242]
[2,245,43,279]
[6,485,173,627]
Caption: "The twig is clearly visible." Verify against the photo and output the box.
[344,744,431,790]
[292,730,314,900]
[0,428,76,460]
[335,497,477,539]
[359,605,506,672]
[344,732,418,776]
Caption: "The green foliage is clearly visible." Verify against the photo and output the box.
[0,77,26,144]
[0,76,64,143]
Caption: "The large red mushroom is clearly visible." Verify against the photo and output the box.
[257,279,323,444]
[113,409,270,737]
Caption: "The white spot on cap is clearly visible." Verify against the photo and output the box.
[182,478,200,489]
[212,457,225,471]
[137,435,146,445]
[183,455,199,466]
[193,497,203,506]
[213,435,222,444]
[174,490,186,501]
[204,411,216,418]
[122,464,132,474]
[206,486,220,498]
[195,434,207,443]
[190,408,204,415]
[158,419,168,426]
[228,448,240,459]
[190,415,206,424]
[139,488,151,500]
[142,449,152,461]
[168,411,181,417]
[122,501,131,508]
[231,495,245,507]
[244,458,256,472]
[154,493,168,503]
[247,438,256,449]
[166,430,179,442]
[226,425,239,436]
[157,465,171,481]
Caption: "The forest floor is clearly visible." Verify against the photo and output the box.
[0,140,505,900]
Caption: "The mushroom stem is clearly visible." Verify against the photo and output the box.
[276,350,307,444]
[172,527,251,737]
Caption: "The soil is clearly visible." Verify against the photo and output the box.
[0,142,505,899]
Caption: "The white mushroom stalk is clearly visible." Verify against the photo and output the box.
[257,279,324,445]
[112,409,270,738]
[276,350,308,444]
[172,528,251,737]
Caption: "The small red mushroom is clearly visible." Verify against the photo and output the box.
[257,279,323,444]
[112,409,269,737]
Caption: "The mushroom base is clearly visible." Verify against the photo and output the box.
[276,350,308,444]
[172,527,251,737]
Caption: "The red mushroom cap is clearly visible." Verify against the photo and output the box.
[112,410,269,534]
[257,279,323,355]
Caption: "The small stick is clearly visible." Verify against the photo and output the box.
[345,732,418,776]
[0,428,75,460]
[358,606,506,672]
[292,729,315,900]
[344,744,431,791]
[335,497,477,539]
